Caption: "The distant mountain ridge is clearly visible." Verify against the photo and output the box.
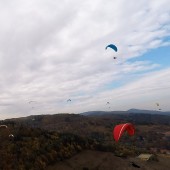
[80,111,126,116]
[127,108,170,115]
[127,108,162,114]
[81,109,170,116]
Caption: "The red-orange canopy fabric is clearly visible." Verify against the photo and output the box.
[113,123,135,142]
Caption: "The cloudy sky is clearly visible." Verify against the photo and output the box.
[0,0,170,119]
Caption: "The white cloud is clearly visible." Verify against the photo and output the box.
[75,68,170,112]
[0,0,170,119]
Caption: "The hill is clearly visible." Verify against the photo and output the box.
[1,111,170,169]
[81,109,170,116]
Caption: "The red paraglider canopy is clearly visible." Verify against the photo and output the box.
[113,123,135,142]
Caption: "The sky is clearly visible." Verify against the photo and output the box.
[0,0,170,119]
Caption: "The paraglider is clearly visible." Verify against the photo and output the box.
[105,44,118,60]
[67,99,71,102]
[0,125,8,128]
[106,102,110,105]
[155,102,162,111]
[29,101,37,110]
[9,134,14,138]
[105,44,118,52]
[113,123,135,142]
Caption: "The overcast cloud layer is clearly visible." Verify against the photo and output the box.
[0,0,170,119]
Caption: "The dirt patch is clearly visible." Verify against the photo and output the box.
[47,150,170,170]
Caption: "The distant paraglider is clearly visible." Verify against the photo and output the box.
[67,99,71,102]
[0,125,8,128]
[28,101,37,110]
[113,123,135,142]
[9,134,14,138]
[155,102,162,111]
[106,102,111,109]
